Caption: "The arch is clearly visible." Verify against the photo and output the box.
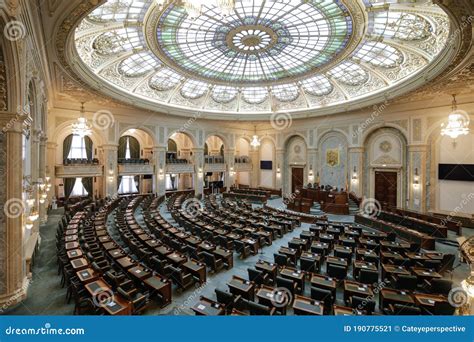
[362,122,409,146]
[166,130,197,148]
[205,134,225,156]
[204,132,229,150]
[316,128,349,147]
[282,132,307,149]
[167,138,178,153]
[118,126,157,147]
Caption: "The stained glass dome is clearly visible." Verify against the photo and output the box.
[73,0,451,117]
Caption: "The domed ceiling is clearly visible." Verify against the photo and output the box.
[73,0,451,118]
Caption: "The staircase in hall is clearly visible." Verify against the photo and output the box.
[348,199,360,215]
[310,201,325,215]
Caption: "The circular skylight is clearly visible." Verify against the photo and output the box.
[73,0,451,117]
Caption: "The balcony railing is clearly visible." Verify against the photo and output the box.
[55,164,104,177]
[118,163,154,175]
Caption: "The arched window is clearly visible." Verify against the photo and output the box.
[63,134,93,160]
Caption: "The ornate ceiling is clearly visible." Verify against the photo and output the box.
[68,0,455,118]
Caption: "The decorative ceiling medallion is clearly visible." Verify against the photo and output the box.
[71,0,452,117]
[379,140,392,153]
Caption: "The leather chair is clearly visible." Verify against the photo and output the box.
[349,295,376,314]
[334,249,352,260]
[423,278,452,296]
[310,286,334,314]
[247,268,270,286]
[215,288,242,314]
[391,274,418,291]
[104,270,126,289]
[423,300,456,315]
[117,287,149,315]
[359,268,379,285]
[166,265,196,292]
[202,251,224,273]
[274,253,289,267]
[91,260,111,273]
[276,276,298,296]
[149,256,171,277]
[186,245,203,262]
[217,235,233,250]
[327,263,347,280]
[384,304,421,315]
[247,300,276,315]
[300,257,319,274]
[234,240,252,259]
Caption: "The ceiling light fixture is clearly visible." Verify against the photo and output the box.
[441,94,470,140]
[250,125,260,148]
[71,102,92,137]
[155,0,235,19]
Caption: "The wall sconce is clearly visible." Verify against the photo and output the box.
[413,168,420,189]
[276,165,281,178]
[308,166,314,181]
[351,166,358,182]
[28,208,39,222]
[158,167,165,180]
[197,165,204,178]
[25,218,34,230]
[229,166,235,177]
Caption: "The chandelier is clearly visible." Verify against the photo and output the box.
[441,95,470,139]
[155,0,235,19]
[71,102,92,137]
[250,125,260,148]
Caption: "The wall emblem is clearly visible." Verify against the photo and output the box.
[379,140,392,153]
[326,148,339,167]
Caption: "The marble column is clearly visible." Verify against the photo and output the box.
[408,145,427,211]
[192,148,204,196]
[46,141,57,203]
[102,144,118,197]
[38,134,48,224]
[0,112,28,309]
[275,148,284,191]
[249,148,259,188]
[153,146,166,197]
[348,147,364,197]
[307,148,317,186]
[224,148,235,191]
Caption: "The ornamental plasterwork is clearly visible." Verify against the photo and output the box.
[135,82,173,102]
[379,140,392,153]
[372,154,399,165]
[65,0,455,117]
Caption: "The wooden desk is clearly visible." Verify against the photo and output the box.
[326,255,348,268]
[411,267,442,280]
[241,238,258,254]
[355,248,379,262]
[145,239,161,248]
[67,249,83,260]
[353,260,377,280]
[183,259,207,284]
[343,280,373,303]
[310,241,330,256]
[101,295,132,316]
[280,267,305,292]
[382,264,411,279]
[70,257,88,271]
[116,256,135,269]
[227,276,255,300]
[300,252,321,273]
[143,275,172,307]
[214,247,233,269]
[333,305,364,316]
[255,260,278,279]
[278,247,298,265]
[108,248,125,259]
[293,295,323,315]
[310,273,337,294]
[156,245,173,258]
[166,252,187,266]
[85,279,110,297]
[128,265,151,280]
[65,235,78,242]
[198,241,216,253]
[65,242,79,250]
[414,293,448,308]
[185,236,202,246]
[256,285,285,309]
[192,297,225,316]
[102,241,118,251]
[379,288,414,309]
[76,268,99,283]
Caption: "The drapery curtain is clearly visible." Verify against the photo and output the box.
[117,176,122,190]
[84,136,93,160]
[128,136,140,159]
[118,136,127,159]
[64,178,75,199]
[134,175,140,192]
[63,134,73,161]
[82,177,93,196]
[170,174,176,189]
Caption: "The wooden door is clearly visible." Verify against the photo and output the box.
[291,167,304,194]
[374,171,398,207]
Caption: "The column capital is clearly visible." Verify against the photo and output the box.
[0,112,29,134]
[101,144,118,150]
[348,146,365,153]
[408,144,428,152]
